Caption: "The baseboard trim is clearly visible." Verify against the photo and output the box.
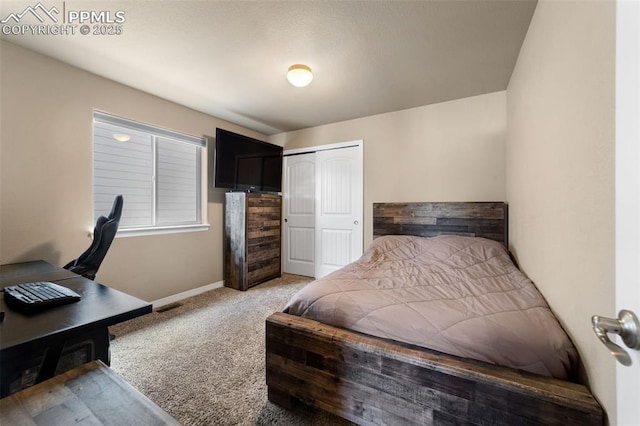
[152,281,224,309]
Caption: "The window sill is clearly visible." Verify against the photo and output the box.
[115,224,210,238]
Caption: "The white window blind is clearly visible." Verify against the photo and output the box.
[93,111,207,235]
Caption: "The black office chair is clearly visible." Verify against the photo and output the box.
[64,195,123,280]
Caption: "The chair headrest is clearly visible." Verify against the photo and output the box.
[109,195,124,222]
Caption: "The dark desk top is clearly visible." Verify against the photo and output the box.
[0,260,78,287]
[0,261,152,352]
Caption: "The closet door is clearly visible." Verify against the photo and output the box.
[282,153,316,277]
[283,143,363,279]
[315,146,363,278]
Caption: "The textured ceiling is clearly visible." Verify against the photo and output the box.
[1,0,537,135]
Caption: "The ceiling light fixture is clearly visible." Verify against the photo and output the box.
[287,64,313,88]
[113,133,131,142]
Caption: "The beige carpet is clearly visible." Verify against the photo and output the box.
[109,274,354,426]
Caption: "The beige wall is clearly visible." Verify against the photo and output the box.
[506,0,616,422]
[0,41,266,302]
[270,91,507,248]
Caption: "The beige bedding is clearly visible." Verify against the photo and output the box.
[284,235,577,380]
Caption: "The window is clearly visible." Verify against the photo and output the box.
[93,111,208,236]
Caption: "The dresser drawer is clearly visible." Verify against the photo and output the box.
[247,194,281,208]
[247,241,280,286]
[248,267,280,285]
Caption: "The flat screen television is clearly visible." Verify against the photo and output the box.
[214,128,283,192]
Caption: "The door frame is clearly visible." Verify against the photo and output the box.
[284,140,363,157]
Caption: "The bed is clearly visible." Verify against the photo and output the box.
[265,202,603,425]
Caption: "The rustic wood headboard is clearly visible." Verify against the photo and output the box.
[373,202,508,246]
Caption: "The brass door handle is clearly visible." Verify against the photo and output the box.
[591,310,640,366]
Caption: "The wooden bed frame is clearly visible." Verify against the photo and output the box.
[266,202,603,425]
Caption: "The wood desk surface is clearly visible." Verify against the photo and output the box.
[0,361,179,425]
[0,261,152,351]
[0,260,78,287]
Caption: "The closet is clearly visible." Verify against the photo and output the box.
[282,142,363,279]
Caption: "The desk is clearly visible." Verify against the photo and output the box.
[0,261,152,398]
[0,360,179,425]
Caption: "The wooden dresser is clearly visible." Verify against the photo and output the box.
[224,192,282,291]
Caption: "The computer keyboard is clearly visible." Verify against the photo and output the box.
[3,281,81,311]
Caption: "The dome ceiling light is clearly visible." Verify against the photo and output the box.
[287,64,313,88]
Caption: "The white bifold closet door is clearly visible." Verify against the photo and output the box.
[283,153,316,277]
[283,144,363,279]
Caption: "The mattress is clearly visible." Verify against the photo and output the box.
[284,235,578,379]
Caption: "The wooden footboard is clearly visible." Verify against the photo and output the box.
[266,312,603,425]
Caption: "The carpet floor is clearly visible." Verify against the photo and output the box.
[109,274,354,426]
